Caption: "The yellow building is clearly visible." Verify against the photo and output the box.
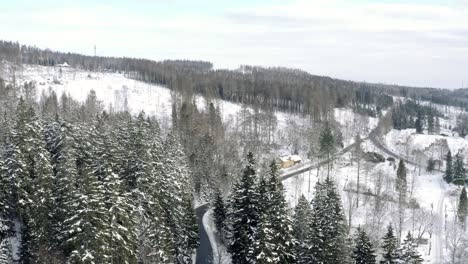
[278,155,302,169]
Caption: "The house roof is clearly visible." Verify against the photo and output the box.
[279,154,302,162]
[290,155,302,162]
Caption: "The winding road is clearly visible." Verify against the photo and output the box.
[195,204,213,264]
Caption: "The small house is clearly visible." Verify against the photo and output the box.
[56,62,70,68]
[278,154,302,169]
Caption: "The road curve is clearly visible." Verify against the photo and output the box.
[195,203,213,264]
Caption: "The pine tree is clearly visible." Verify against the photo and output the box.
[398,232,423,264]
[213,189,227,237]
[228,152,259,264]
[352,227,376,264]
[457,187,468,226]
[380,225,398,264]
[293,195,312,264]
[444,150,453,183]
[453,153,466,186]
[308,177,348,263]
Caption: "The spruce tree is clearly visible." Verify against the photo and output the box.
[92,117,138,264]
[253,175,275,264]
[63,122,108,263]
[163,132,198,264]
[228,152,259,264]
[427,112,434,134]
[453,153,466,186]
[398,232,423,264]
[266,161,295,264]
[319,123,336,178]
[352,227,376,264]
[6,101,55,262]
[308,177,348,263]
[415,111,423,133]
[444,150,453,183]
[426,157,435,172]
[396,159,407,241]
[380,225,398,264]
[293,195,312,264]
[213,189,227,237]
[396,160,407,201]
[457,187,468,226]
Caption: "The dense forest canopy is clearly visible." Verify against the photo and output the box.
[2,40,466,118]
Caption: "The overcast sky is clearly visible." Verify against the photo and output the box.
[1,0,467,88]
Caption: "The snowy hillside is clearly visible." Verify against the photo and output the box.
[3,62,464,263]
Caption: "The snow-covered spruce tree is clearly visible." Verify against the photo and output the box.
[228,152,259,264]
[213,188,227,239]
[396,159,407,242]
[126,113,177,263]
[396,160,407,202]
[0,159,12,264]
[44,119,79,261]
[352,227,376,264]
[265,161,294,264]
[63,122,108,264]
[319,123,336,178]
[92,117,138,264]
[145,118,177,263]
[380,225,398,264]
[444,150,453,183]
[308,177,349,263]
[457,187,468,226]
[7,100,55,262]
[293,195,312,264]
[253,175,276,263]
[163,132,198,264]
[398,232,423,264]
[453,153,466,186]
[415,111,423,134]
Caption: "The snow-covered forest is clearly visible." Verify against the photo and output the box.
[0,41,468,264]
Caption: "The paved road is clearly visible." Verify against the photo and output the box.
[195,204,213,264]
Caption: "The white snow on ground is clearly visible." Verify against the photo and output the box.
[385,128,468,165]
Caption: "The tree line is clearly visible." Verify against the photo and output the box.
[0,80,198,263]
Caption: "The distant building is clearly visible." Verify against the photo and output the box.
[278,154,302,169]
[56,62,70,68]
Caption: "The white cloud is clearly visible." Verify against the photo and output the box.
[0,0,467,88]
